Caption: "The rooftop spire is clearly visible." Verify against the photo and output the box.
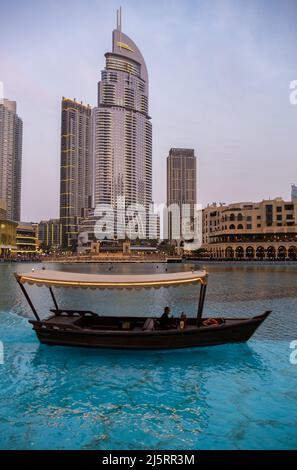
[116,7,122,31]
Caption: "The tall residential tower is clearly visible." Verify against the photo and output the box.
[59,98,92,248]
[167,148,197,243]
[0,99,22,221]
[93,11,152,236]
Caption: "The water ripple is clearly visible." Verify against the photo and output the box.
[0,262,297,449]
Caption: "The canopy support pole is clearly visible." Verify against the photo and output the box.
[197,284,202,320]
[16,280,40,321]
[49,287,59,312]
[197,283,207,324]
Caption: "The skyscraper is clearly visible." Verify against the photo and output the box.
[291,184,297,200]
[0,99,22,221]
[166,148,197,243]
[35,219,63,249]
[93,10,152,237]
[59,97,92,248]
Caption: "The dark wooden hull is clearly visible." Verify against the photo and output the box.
[29,312,271,350]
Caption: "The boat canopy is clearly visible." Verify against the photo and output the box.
[15,269,208,290]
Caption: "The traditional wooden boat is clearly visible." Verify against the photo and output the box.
[15,269,271,350]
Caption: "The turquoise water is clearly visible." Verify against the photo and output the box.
[0,262,296,449]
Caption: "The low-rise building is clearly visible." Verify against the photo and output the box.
[0,199,7,219]
[12,222,38,257]
[0,200,17,258]
[202,198,297,259]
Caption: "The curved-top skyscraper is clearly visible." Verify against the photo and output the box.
[93,12,152,225]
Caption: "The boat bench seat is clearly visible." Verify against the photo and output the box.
[73,317,124,331]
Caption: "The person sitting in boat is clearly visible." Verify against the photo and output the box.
[159,306,176,329]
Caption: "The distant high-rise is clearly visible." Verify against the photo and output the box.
[166,148,197,243]
[93,9,152,236]
[291,184,297,200]
[0,99,22,221]
[35,219,63,249]
[59,97,92,248]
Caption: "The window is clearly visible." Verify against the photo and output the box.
[247,224,252,229]
[285,204,294,211]
[237,224,243,229]
[257,224,261,228]
[257,215,261,220]
[246,216,252,221]
[286,214,293,220]
[276,206,282,212]
[277,215,282,221]
[229,224,235,230]
[265,205,273,226]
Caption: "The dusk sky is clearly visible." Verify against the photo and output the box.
[0,0,296,221]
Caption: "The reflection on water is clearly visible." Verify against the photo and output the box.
[0,262,297,449]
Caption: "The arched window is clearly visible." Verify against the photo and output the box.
[267,246,276,259]
[235,246,244,258]
[237,213,243,221]
[229,224,235,230]
[256,246,265,258]
[225,247,234,258]
[237,224,243,229]
[278,246,286,259]
[230,213,235,221]
[246,246,254,258]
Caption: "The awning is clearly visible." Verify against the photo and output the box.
[15,269,208,289]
